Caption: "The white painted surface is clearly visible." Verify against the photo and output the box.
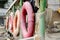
[48,5,60,10]
[48,0,60,10]
[0,8,7,16]
[48,0,60,4]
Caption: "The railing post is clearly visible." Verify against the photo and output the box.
[39,0,46,40]
[19,0,23,39]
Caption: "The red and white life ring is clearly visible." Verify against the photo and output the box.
[21,1,35,38]
[8,12,14,33]
[13,10,20,37]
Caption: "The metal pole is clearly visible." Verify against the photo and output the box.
[39,0,46,40]
[19,0,23,39]
[40,0,46,12]
[6,0,17,13]
[19,0,23,8]
[12,6,15,13]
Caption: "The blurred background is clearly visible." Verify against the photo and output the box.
[0,0,60,40]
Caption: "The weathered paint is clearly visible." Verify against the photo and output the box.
[39,0,46,40]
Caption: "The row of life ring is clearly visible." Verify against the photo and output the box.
[5,1,35,38]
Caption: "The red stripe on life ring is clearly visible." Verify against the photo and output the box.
[21,1,35,38]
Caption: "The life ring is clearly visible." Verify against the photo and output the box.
[21,1,35,38]
[8,12,14,33]
[5,17,9,30]
[13,10,20,37]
